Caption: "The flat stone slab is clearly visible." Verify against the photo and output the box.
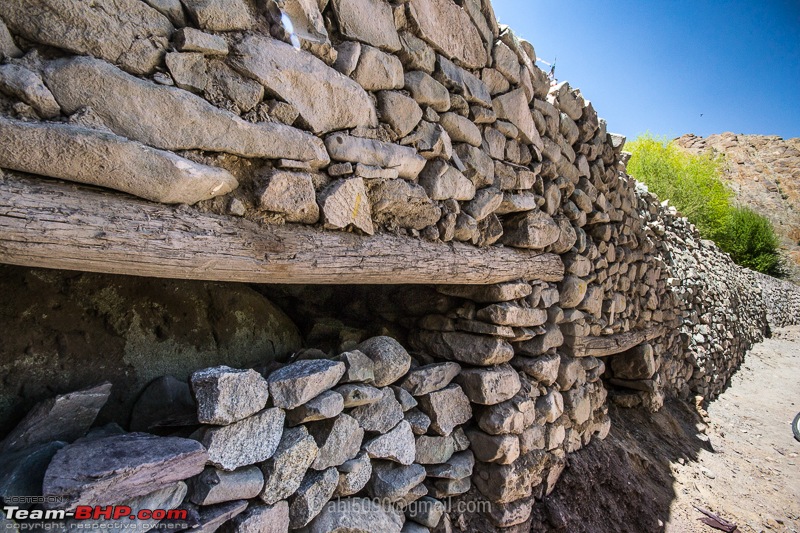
[413,331,514,366]
[267,360,346,410]
[232,33,377,134]
[197,408,285,471]
[0,118,238,205]
[325,133,427,180]
[400,362,461,396]
[191,366,270,425]
[42,433,207,510]
[1,382,111,453]
[43,56,329,167]
[0,0,172,75]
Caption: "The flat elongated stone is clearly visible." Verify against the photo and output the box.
[287,390,344,425]
[43,57,329,166]
[455,364,521,405]
[407,0,487,69]
[260,426,318,504]
[417,384,472,436]
[308,413,363,470]
[267,360,346,410]
[174,27,228,55]
[439,112,482,147]
[1,383,111,453]
[191,366,269,425]
[367,462,426,502]
[42,433,206,510]
[190,500,248,533]
[0,118,238,206]
[400,362,461,396]
[309,498,404,533]
[0,0,172,75]
[326,133,426,180]
[232,33,376,134]
[332,0,401,51]
[477,303,548,327]
[197,408,285,471]
[363,420,416,465]
[356,336,412,387]
[412,331,514,366]
[289,467,339,528]
[436,282,532,303]
[349,388,404,434]
[514,325,564,359]
[75,481,187,531]
[189,466,263,505]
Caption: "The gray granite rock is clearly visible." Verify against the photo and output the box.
[267,360,346,410]
[197,408,285,471]
[336,384,384,407]
[289,467,339,528]
[286,390,344,425]
[356,336,413,387]
[308,413,363,470]
[309,498,404,533]
[189,466,263,505]
[363,420,416,465]
[191,366,270,425]
[455,364,522,405]
[349,387,405,434]
[223,501,289,533]
[260,426,318,505]
[333,451,373,497]
[367,461,426,503]
[400,362,461,396]
[417,384,472,436]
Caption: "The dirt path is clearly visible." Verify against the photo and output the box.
[666,325,800,532]
[529,326,800,533]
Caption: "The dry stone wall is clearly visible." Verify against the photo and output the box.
[2,0,800,531]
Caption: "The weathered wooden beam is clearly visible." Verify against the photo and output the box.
[563,326,666,357]
[0,173,565,285]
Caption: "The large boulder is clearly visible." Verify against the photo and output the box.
[406,0,487,69]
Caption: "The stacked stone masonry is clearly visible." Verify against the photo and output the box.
[2,0,800,531]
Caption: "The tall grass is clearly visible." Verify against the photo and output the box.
[626,134,782,276]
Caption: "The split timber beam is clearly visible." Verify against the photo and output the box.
[0,173,565,285]
[563,326,667,357]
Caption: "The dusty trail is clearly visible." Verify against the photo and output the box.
[529,325,800,533]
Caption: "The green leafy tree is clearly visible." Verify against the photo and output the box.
[626,134,782,276]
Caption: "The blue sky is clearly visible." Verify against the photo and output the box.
[490,0,800,141]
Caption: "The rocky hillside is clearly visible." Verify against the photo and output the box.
[674,133,800,276]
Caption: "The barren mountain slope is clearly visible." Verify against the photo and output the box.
[675,133,800,274]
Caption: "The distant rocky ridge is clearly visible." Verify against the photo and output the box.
[675,133,800,279]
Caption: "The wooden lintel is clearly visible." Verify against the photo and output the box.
[563,326,666,357]
[0,173,565,285]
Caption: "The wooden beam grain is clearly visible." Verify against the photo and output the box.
[0,173,565,285]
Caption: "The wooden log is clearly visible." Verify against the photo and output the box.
[0,173,565,285]
[562,326,666,357]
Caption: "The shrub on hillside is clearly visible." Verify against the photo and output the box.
[716,207,781,275]
[626,134,782,276]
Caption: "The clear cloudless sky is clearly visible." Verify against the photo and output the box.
[490,0,800,141]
